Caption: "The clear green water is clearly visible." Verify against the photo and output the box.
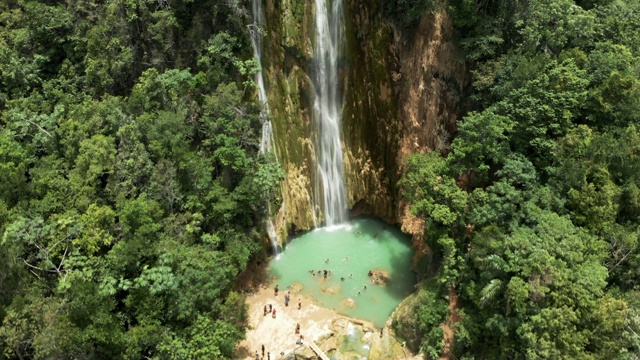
[268,217,416,327]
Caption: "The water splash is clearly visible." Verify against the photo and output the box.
[250,0,280,256]
[266,219,282,258]
[312,0,347,226]
[347,322,356,337]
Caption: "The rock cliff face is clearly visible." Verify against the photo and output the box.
[261,0,466,242]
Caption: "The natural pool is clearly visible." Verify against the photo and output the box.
[268,217,416,327]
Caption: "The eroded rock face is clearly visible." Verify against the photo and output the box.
[341,1,399,225]
[262,0,466,251]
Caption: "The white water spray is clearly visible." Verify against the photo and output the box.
[250,0,280,256]
[313,0,347,226]
[347,322,356,337]
[265,218,281,258]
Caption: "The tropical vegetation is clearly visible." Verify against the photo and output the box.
[0,1,282,358]
[399,0,640,358]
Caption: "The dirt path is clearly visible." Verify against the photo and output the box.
[439,286,460,360]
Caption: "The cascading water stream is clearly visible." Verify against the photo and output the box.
[250,0,274,156]
[313,0,347,226]
[250,0,281,256]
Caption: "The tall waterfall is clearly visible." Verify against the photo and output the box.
[250,0,280,255]
[313,0,347,226]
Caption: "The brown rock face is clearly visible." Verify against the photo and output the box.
[262,2,467,253]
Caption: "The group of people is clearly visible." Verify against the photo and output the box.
[263,303,277,318]
[257,285,304,359]
[255,252,391,359]
[368,269,387,285]
[255,345,269,360]
[309,260,381,296]
[254,346,286,360]
[309,268,334,279]
[309,258,347,280]
[263,285,301,316]
[272,285,300,309]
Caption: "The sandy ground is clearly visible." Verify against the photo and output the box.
[235,282,340,359]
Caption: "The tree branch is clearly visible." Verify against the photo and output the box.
[56,244,69,272]
[25,119,52,138]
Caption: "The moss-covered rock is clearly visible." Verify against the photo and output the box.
[261,0,467,240]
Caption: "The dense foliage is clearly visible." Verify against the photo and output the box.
[0,0,282,358]
[400,0,640,358]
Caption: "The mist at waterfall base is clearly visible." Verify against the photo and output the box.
[268,218,416,328]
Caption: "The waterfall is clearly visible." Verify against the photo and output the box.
[250,0,273,155]
[265,219,280,256]
[250,0,281,256]
[313,0,347,226]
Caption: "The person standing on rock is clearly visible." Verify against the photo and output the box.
[295,323,300,334]
[261,344,265,357]
[269,303,272,313]
[274,284,279,296]
[264,305,268,316]
[298,299,301,310]
[284,292,290,306]
[272,308,276,318]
